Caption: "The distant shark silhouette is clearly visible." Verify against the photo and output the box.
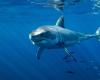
[29,16,100,61]
[29,0,82,11]
[28,0,64,11]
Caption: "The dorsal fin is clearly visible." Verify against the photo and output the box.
[56,16,64,28]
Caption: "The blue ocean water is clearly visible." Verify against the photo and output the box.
[0,0,100,80]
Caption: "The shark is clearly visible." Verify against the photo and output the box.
[29,16,100,61]
[28,0,64,11]
[28,0,83,12]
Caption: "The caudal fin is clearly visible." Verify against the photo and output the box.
[96,27,100,41]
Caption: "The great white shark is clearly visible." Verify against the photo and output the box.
[29,16,100,61]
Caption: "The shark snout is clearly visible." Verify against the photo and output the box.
[29,33,34,40]
[29,33,38,41]
[29,33,32,40]
[29,33,45,43]
[29,33,36,41]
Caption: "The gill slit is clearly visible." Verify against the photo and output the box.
[56,28,63,45]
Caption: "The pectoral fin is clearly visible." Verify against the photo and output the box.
[64,47,77,62]
[36,47,45,60]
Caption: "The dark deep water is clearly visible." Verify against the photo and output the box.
[0,0,100,80]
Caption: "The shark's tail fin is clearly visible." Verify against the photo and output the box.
[96,27,100,41]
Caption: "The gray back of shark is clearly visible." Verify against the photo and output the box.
[29,16,100,60]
